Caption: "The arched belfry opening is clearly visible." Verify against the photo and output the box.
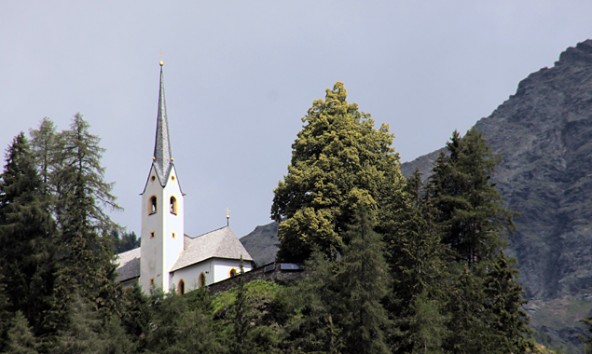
[170,196,177,215]
[149,196,157,214]
[198,273,206,288]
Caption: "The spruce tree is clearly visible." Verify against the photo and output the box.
[335,206,391,354]
[283,249,342,353]
[271,82,406,261]
[5,311,39,354]
[428,129,530,352]
[0,133,56,335]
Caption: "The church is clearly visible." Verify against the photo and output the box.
[115,62,253,294]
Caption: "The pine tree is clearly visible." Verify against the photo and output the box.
[271,82,406,261]
[5,311,39,354]
[335,206,391,354]
[0,133,56,335]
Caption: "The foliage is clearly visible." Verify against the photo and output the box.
[5,311,38,354]
[0,133,56,336]
[111,229,140,253]
[271,82,406,261]
[428,129,531,352]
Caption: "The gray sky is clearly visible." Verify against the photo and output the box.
[2,1,592,238]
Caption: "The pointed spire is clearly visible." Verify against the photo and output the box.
[153,61,173,183]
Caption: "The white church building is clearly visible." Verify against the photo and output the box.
[115,62,253,294]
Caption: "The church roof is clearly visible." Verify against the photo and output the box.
[115,247,141,282]
[152,62,173,184]
[171,226,253,272]
[115,226,254,280]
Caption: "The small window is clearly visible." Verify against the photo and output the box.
[149,196,157,214]
[170,196,177,215]
[198,272,206,288]
[150,278,155,287]
[171,175,176,181]
[178,279,185,295]
[229,268,237,277]
[172,232,176,239]
[150,232,155,239]
[151,175,156,182]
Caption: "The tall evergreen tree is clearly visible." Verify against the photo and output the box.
[428,129,530,352]
[47,114,122,332]
[387,170,448,353]
[335,206,391,354]
[271,82,406,261]
[0,133,56,335]
[283,249,343,353]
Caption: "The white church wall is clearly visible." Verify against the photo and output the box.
[170,260,213,293]
[212,258,253,283]
[139,165,165,291]
[161,166,184,291]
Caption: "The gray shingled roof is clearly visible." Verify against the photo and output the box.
[115,247,141,282]
[171,226,253,272]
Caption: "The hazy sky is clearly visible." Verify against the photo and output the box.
[2,1,592,238]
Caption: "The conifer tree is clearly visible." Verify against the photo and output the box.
[50,293,108,354]
[51,114,121,310]
[386,171,448,353]
[5,311,39,354]
[428,129,530,351]
[232,261,252,354]
[0,133,56,335]
[0,270,11,351]
[482,252,531,352]
[29,118,59,196]
[271,82,406,261]
[283,249,342,353]
[335,206,391,354]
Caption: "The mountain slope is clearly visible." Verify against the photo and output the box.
[403,39,592,352]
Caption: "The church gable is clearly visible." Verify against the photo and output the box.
[171,226,253,272]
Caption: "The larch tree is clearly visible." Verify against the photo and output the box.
[46,114,122,332]
[271,82,406,262]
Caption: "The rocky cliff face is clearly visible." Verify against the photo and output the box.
[403,40,592,352]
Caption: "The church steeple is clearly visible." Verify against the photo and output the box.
[153,61,173,184]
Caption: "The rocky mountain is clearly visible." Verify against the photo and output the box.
[402,39,592,352]
[240,222,279,267]
[241,40,592,352]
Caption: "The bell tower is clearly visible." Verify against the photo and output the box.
[139,61,185,293]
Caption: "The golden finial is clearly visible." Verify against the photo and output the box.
[226,208,230,227]
[159,50,165,66]
[160,60,164,67]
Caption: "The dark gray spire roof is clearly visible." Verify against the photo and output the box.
[153,62,173,184]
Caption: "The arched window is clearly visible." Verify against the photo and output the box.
[170,196,177,215]
[149,196,157,214]
[177,279,185,295]
[198,272,206,288]
[229,268,237,277]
